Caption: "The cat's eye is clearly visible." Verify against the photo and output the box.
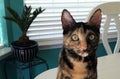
[89,34,95,40]
[71,34,79,41]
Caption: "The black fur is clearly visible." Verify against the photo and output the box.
[60,48,74,69]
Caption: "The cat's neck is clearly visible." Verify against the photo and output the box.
[62,47,96,62]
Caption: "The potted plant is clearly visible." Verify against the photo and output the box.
[4,5,45,62]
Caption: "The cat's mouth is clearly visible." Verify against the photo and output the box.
[76,50,89,57]
[78,52,88,57]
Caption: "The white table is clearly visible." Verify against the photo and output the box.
[35,53,120,79]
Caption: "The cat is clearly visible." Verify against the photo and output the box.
[57,9,102,79]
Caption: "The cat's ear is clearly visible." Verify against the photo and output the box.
[87,9,102,28]
[61,9,76,30]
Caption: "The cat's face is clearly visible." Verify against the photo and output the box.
[61,9,102,57]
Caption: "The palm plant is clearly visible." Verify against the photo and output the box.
[4,5,45,46]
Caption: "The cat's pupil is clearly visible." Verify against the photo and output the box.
[71,34,79,41]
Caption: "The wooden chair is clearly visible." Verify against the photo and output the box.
[34,2,120,79]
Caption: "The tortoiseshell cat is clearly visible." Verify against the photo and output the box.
[57,9,102,79]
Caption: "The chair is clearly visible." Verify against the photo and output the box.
[34,2,120,79]
[87,2,120,54]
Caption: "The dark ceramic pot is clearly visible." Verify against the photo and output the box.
[11,40,39,62]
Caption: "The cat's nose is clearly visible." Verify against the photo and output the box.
[80,46,87,51]
[80,42,87,51]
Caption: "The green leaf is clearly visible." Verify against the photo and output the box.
[6,7,20,21]
[4,5,45,35]
[4,17,16,22]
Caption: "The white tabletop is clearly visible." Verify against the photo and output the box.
[35,53,120,79]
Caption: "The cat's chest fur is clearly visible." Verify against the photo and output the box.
[66,57,88,79]
[58,49,97,79]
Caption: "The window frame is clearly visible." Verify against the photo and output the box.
[0,0,8,48]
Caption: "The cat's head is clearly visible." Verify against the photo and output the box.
[61,9,102,57]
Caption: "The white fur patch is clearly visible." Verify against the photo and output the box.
[79,52,88,57]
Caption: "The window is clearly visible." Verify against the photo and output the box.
[0,0,4,48]
[0,21,3,47]
[0,0,9,48]
[24,0,119,48]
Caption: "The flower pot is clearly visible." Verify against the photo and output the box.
[11,40,39,62]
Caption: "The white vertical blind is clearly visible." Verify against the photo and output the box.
[0,22,3,46]
[24,0,119,47]
[0,0,4,48]
[0,14,4,48]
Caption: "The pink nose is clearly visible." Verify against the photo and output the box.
[80,43,87,51]
[80,46,87,51]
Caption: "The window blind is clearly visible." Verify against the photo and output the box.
[24,0,119,47]
[0,10,4,47]
[0,22,3,46]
